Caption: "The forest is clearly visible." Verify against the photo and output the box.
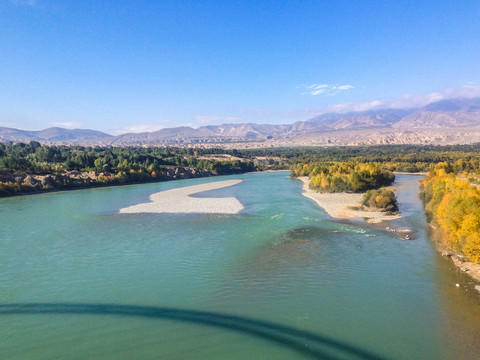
[237,144,480,173]
[0,142,259,195]
[0,142,260,174]
[421,162,480,264]
[290,162,395,192]
[3,141,480,176]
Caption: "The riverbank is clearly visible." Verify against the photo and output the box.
[0,167,217,197]
[119,179,244,214]
[429,226,480,283]
[0,167,279,198]
[452,257,480,283]
[298,176,401,224]
[393,171,428,175]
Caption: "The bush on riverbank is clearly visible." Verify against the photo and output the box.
[362,188,398,213]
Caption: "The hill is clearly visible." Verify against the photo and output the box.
[2,98,480,147]
[0,127,112,144]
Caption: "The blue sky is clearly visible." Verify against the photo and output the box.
[1,0,480,134]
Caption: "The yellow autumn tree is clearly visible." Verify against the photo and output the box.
[421,163,480,263]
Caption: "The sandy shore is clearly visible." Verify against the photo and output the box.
[119,179,244,214]
[298,177,401,224]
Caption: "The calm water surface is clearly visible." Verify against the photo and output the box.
[1,172,479,359]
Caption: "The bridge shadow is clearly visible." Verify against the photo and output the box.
[0,303,389,360]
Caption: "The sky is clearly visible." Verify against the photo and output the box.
[1,0,480,134]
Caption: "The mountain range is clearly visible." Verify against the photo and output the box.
[2,97,480,148]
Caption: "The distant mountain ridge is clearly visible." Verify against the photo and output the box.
[0,127,112,143]
[2,97,480,147]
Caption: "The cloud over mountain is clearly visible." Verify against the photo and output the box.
[319,85,480,114]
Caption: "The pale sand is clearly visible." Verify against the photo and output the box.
[298,177,401,224]
[119,179,244,214]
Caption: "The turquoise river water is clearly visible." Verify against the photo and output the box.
[1,172,479,359]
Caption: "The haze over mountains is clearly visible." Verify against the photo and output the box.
[2,97,480,148]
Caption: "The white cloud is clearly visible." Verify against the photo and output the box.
[194,115,243,126]
[306,84,328,89]
[301,83,355,96]
[0,121,17,128]
[311,88,327,95]
[51,121,83,129]
[317,85,480,115]
[118,121,172,134]
[337,85,354,90]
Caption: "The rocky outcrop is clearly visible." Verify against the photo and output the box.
[164,167,211,179]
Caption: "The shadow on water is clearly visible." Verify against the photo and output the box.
[0,303,389,360]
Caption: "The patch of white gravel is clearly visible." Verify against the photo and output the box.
[298,177,401,224]
[119,179,244,214]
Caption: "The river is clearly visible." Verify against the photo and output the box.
[0,172,479,359]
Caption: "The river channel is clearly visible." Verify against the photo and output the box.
[1,172,479,359]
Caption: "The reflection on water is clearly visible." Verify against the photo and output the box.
[433,252,480,358]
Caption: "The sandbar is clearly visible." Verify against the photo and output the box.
[119,179,244,214]
[298,177,401,224]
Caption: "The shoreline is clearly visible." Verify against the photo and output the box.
[119,179,244,214]
[0,169,288,199]
[0,166,213,198]
[297,176,401,224]
[451,257,480,283]
[393,171,427,175]
[430,225,480,283]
